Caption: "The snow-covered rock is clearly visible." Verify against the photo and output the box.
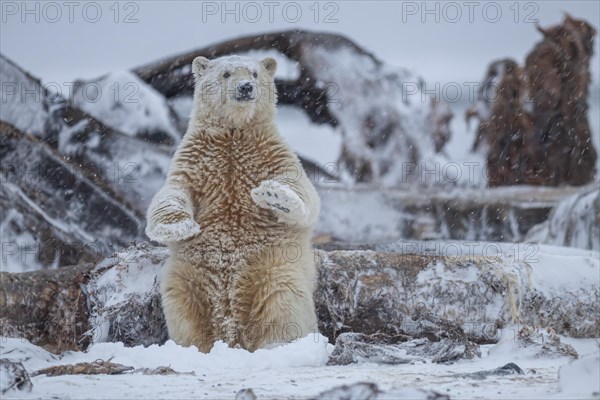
[311,382,382,400]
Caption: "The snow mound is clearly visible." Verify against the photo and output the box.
[1,334,331,374]
[82,334,331,373]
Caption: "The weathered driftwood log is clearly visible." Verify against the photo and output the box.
[0,263,93,353]
[0,52,173,215]
[70,72,182,147]
[132,30,351,125]
[468,15,597,186]
[44,99,173,214]
[0,55,170,270]
[316,184,583,243]
[1,244,597,354]
[0,121,145,270]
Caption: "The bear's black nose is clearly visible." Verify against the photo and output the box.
[239,83,253,94]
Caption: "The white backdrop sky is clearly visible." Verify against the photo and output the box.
[1,0,599,87]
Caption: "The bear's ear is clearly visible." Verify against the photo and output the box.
[192,56,210,80]
[261,57,277,77]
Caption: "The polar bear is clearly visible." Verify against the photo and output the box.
[145,55,321,352]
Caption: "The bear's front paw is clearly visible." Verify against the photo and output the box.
[251,180,307,223]
[146,218,201,244]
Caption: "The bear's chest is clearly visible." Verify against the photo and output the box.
[189,132,293,232]
[197,141,284,194]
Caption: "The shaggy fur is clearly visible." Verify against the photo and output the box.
[146,55,320,352]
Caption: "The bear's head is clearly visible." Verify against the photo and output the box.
[191,55,278,128]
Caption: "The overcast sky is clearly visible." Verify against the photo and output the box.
[1,1,599,86]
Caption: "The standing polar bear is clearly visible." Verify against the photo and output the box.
[145,55,320,352]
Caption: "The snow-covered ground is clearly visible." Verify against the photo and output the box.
[2,333,598,399]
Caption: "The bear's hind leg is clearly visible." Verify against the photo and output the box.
[161,261,216,352]
[234,259,318,351]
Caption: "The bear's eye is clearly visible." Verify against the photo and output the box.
[223,71,231,79]
[253,72,258,78]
